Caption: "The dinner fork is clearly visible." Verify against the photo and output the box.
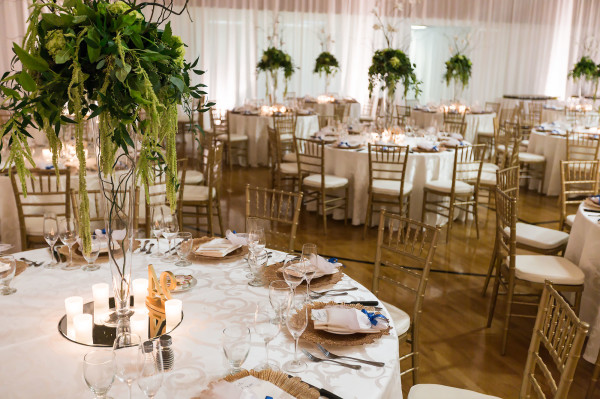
[145,243,155,254]
[309,291,349,299]
[311,287,358,295]
[302,349,361,370]
[137,240,149,253]
[316,344,385,367]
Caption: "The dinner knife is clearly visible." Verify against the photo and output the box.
[347,300,379,307]
[286,375,343,399]
[584,208,600,213]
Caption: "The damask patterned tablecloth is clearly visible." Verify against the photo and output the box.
[0,246,403,398]
[565,205,600,363]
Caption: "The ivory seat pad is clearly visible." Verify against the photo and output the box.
[303,174,348,189]
[513,255,584,285]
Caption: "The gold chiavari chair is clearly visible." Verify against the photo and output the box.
[443,111,466,136]
[372,210,440,386]
[295,137,348,235]
[210,109,248,169]
[409,282,588,399]
[559,160,599,231]
[499,120,546,190]
[333,103,350,123]
[267,126,298,191]
[245,185,303,253]
[359,96,375,123]
[395,105,411,126]
[486,177,584,355]
[272,113,296,156]
[363,144,411,238]
[177,96,202,162]
[181,142,224,236]
[481,166,570,296]
[143,159,187,234]
[317,114,334,130]
[477,102,501,158]
[11,168,71,250]
[421,144,485,243]
[566,130,600,161]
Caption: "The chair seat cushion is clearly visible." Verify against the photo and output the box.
[282,152,297,163]
[520,139,530,147]
[372,180,413,196]
[482,163,499,173]
[409,384,501,399]
[514,255,585,285]
[477,130,494,137]
[381,301,411,336]
[519,152,545,163]
[497,144,506,153]
[480,172,496,186]
[303,174,348,189]
[280,162,298,175]
[566,214,576,226]
[181,170,204,185]
[217,133,248,142]
[359,116,374,122]
[504,222,569,250]
[280,133,294,141]
[425,180,474,194]
[182,185,216,202]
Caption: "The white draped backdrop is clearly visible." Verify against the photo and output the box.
[1,0,600,109]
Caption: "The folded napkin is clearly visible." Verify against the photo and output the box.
[450,132,463,140]
[590,195,600,205]
[195,238,241,258]
[312,306,389,334]
[310,255,342,276]
[197,376,294,399]
[226,230,248,246]
[417,141,438,152]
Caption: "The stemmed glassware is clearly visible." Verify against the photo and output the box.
[301,244,318,300]
[138,340,164,399]
[149,206,164,259]
[0,255,17,295]
[283,294,308,373]
[222,326,251,375]
[269,280,292,324]
[83,349,115,399]
[254,305,281,370]
[161,209,179,263]
[282,255,304,295]
[175,232,193,267]
[58,215,79,270]
[113,333,142,399]
[82,235,101,272]
[248,228,266,255]
[43,213,59,269]
[247,249,268,287]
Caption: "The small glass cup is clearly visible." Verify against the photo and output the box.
[247,249,268,287]
[222,326,251,375]
[175,232,193,267]
[82,235,101,272]
[83,349,115,399]
[0,255,17,295]
[150,206,164,259]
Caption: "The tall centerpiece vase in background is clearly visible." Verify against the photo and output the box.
[268,70,279,105]
[385,88,396,128]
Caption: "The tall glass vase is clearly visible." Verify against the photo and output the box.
[384,88,396,128]
[267,70,279,105]
[324,73,331,95]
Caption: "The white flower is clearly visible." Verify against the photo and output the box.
[373,23,382,30]
[387,24,398,33]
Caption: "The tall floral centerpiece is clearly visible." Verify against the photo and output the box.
[443,53,472,101]
[314,28,338,94]
[0,0,209,323]
[569,56,600,100]
[256,47,295,104]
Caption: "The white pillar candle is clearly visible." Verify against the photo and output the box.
[131,313,149,340]
[65,296,83,325]
[73,313,93,344]
[92,283,109,311]
[132,278,148,310]
[165,299,182,331]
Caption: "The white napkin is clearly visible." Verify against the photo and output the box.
[0,263,11,273]
[196,376,294,399]
[440,138,461,147]
[589,196,600,205]
[311,255,341,276]
[312,306,389,334]
[195,238,241,258]
[450,132,463,140]
[226,230,248,246]
[417,141,438,151]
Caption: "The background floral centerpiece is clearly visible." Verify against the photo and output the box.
[569,56,600,100]
[314,27,338,94]
[443,35,472,102]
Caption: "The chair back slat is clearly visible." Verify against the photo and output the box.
[273,114,296,137]
[455,144,486,185]
[566,131,600,161]
[334,103,350,123]
[295,137,324,177]
[494,167,519,263]
[443,111,466,135]
[368,144,410,187]
[560,160,599,219]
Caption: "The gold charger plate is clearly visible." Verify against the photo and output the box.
[15,260,27,276]
[263,262,343,289]
[191,236,248,261]
[295,301,391,346]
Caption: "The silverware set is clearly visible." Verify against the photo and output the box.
[309,287,358,299]
[19,257,44,267]
[302,344,386,369]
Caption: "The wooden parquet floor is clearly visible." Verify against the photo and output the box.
[185,166,596,398]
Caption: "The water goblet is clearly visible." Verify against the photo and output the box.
[282,255,304,295]
[137,340,164,399]
[269,280,292,323]
[83,349,115,399]
[222,326,251,375]
[301,244,318,300]
[161,209,179,263]
[43,213,59,269]
[0,255,17,295]
[247,249,268,287]
[149,206,164,259]
[254,306,281,370]
[82,235,101,272]
[113,333,142,399]
[58,215,79,270]
[283,294,308,373]
[248,228,266,255]
[175,232,193,267]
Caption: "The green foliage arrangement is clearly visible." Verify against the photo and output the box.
[313,51,339,77]
[367,48,421,98]
[0,0,211,253]
[569,56,599,81]
[443,53,472,87]
[256,46,295,96]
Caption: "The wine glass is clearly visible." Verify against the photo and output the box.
[43,213,59,269]
[113,333,142,399]
[283,294,308,373]
[248,228,266,255]
[282,255,304,295]
[269,280,292,323]
[254,305,281,370]
[301,244,318,300]
[82,235,101,271]
[161,209,179,263]
[83,349,115,399]
[0,255,17,295]
[222,326,251,375]
[175,232,193,267]
[247,249,268,287]
[138,340,164,399]
[149,206,164,259]
[58,215,79,270]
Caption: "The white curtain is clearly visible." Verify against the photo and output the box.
[1,0,600,108]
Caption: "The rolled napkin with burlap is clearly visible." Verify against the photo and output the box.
[440,138,462,147]
[312,306,389,334]
[226,230,248,246]
[417,141,439,152]
[196,375,294,399]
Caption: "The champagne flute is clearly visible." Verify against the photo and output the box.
[113,333,142,399]
[269,280,292,323]
[247,249,268,287]
[0,255,17,295]
[150,206,164,259]
[254,305,281,370]
[161,209,179,263]
[175,232,193,266]
[283,294,308,373]
[301,244,318,301]
[43,213,59,269]
[222,326,251,375]
[83,349,115,399]
[58,216,79,270]
[282,255,304,296]
[137,340,164,399]
[82,235,101,271]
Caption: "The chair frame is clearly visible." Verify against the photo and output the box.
[559,159,599,231]
[272,113,296,156]
[210,109,248,169]
[267,126,298,191]
[333,103,351,123]
[566,130,600,161]
[443,111,466,136]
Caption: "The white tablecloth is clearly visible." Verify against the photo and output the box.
[526,129,565,195]
[0,246,403,398]
[307,102,362,121]
[411,110,495,144]
[565,204,600,363]
[229,114,319,167]
[541,108,565,123]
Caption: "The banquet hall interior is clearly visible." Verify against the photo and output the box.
[2,0,600,398]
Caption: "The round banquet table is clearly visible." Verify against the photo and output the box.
[306,102,361,120]
[320,141,456,226]
[541,107,565,123]
[564,204,600,363]
[0,245,403,398]
[229,113,319,167]
[411,110,495,144]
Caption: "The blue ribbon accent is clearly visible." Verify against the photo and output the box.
[232,230,236,234]
[328,257,338,263]
[361,309,388,326]
[45,165,54,170]
[432,145,439,151]
[340,141,350,147]
[551,129,560,134]
[101,228,106,234]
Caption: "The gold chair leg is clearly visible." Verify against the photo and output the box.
[363,192,373,239]
[446,198,455,244]
[321,190,328,236]
[207,202,214,236]
[487,265,501,328]
[412,340,419,386]
[501,275,515,355]
[421,191,428,223]
[216,200,224,237]
[473,196,480,239]
[344,186,349,225]
[587,359,600,399]
[482,238,499,297]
